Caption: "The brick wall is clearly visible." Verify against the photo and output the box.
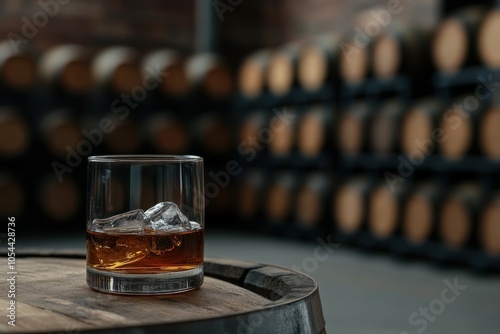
[0,0,439,65]
[0,0,195,54]
[218,0,439,65]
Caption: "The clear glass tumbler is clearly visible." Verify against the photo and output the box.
[86,155,204,294]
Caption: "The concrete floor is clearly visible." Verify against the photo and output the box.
[22,231,500,333]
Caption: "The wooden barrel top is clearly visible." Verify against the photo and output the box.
[0,250,325,334]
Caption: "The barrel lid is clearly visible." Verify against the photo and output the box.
[2,251,325,334]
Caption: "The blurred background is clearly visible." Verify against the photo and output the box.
[1,0,500,332]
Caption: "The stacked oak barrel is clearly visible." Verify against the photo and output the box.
[0,43,235,234]
[234,5,500,270]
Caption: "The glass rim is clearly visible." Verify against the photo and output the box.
[88,155,203,163]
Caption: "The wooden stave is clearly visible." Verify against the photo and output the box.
[438,95,486,160]
[0,171,25,217]
[369,99,406,155]
[141,49,191,98]
[266,43,301,96]
[77,113,142,155]
[36,174,81,222]
[0,106,30,158]
[143,112,189,154]
[264,171,299,225]
[337,100,372,155]
[0,40,37,91]
[185,53,234,100]
[368,181,410,240]
[103,113,142,154]
[297,33,340,91]
[479,103,500,160]
[190,113,233,156]
[2,251,325,334]
[238,50,271,98]
[236,169,267,221]
[479,191,500,256]
[402,181,445,245]
[338,27,372,84]
[205,178,235,215]
[38,44,93,95]
[268,107,299,157]
[238,110,269,152]
[38,109,83,158]
[372,24,433,79]
[333,176,376,235]
[438,182,483,249]
[91,46,142,95]
[432,6,488,72]
[477,8,500,67]
[294,172,332,230]
[400,98,443,157]
[297,104,334,157]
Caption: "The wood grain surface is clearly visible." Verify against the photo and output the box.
[0,252,325,334]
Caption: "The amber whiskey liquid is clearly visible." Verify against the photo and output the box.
[87,228,204,274]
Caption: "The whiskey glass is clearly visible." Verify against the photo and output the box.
[86,155,204,294]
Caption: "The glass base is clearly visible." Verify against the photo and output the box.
[86,265,204,295]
